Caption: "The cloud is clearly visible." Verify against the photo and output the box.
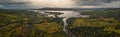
[101,1,120,8]
[0,0,119,9]
[0,0,76,6]
[0,0,77,9]
[75,0,120,8]
[78,1,120,8]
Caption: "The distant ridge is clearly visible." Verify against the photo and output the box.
[30,8,120,11]
[30,7,120,11]
[2,7,120,11]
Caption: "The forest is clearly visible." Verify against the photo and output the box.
[0,9,120,37]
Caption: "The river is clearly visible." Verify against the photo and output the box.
[35,10,83,37]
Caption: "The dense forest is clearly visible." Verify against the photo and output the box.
[67,9,120,37]
[0,9,120,37]
[0,9,66,37]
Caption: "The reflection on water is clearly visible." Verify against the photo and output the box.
[36,11,81,18]
[33,10,88,37]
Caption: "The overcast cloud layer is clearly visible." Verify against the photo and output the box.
[0,0,120,9]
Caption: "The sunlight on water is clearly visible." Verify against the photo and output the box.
[34,10,82,37]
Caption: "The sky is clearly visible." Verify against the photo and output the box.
[0,0,120,9]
